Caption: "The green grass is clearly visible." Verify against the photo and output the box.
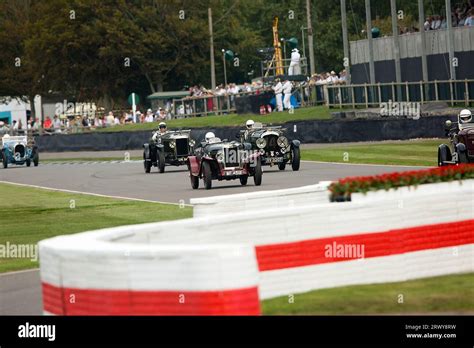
[95,106,332,132]
[0,183,192,273]
[301,139,444,166]
[263,273,474,315]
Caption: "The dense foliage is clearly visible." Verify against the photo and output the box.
[0,0,450,109]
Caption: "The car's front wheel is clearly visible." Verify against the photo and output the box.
[143,152,151,173]
[278,162,286,170]
[190,174,199,189]
[240,175,248,186]
[33,152,39,167]
[202,161,212,190]
[291,146,300,171]
[157,151,165,173]
[2,151,7,169]
[253,158,262,186]
[438,145,451,166]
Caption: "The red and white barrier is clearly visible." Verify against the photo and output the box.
[39,231,260,315]
[39,179,474,314]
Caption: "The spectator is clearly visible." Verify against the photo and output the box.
[43,116,52,130]
[53,115,62,133]
[289,48,301,75]
[465,9,474,26]
[106,111,114,126]
[145,109,154,123]
[424,16,432,31]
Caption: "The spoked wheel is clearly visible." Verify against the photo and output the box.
[437,145,451,166]
[202,161,212,190]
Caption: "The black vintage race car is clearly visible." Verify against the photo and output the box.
[188,134,262,190]
[438,110,474,166]
[239,122,300,171]
[143,129,195,173]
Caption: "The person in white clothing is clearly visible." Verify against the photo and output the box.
[272,78,283,112]
[288,48,301,75]
[282,79,292,110]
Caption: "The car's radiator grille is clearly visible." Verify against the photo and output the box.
[224,148,240,167]
[176,138,188,156]
[264,135,280,152]
[14,144,25,157]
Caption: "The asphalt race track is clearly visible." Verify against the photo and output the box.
[0,160,424,315]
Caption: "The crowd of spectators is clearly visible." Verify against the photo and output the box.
[422,2,474,31]
[308,70,348,86]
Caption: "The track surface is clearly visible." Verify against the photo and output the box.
[0,160,423,315]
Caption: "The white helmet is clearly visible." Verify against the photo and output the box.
[246,119,255,129]
[205,132,215,142]
[459,109,472,124]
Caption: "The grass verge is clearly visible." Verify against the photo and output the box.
[95,106,332,132]
[301,139,444,166]
[263,273,474,315]
[0,183,192,273]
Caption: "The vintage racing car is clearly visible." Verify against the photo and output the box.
[239,120,300,171]
[1,134,39,168]
[438,109,474,166]
[143,128,195,173]
[187,132,262,190]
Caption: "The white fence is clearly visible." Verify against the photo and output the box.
[39,179,474,314]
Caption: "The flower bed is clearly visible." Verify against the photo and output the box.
[329,164,474,201]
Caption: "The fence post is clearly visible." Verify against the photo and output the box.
[435,80,439,101]
[364,84,368,108]
[377,83,381,105]
[391,83,396,102]
[351,86,355,109]
[449,80,454,106]
[405,82,409,103]
[338,86,342,108]
[465,79,469,106]
[420,82,424,105]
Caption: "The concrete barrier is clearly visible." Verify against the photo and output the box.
[190,181,332,218]
[39,179,474,314]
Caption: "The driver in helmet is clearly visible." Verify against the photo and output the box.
[205,132,216,143]
[458,109,473,131]
[151,122,167,142]
[243,119,255,141]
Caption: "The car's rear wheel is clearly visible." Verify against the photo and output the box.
[202,161,212,190]
[278,162,286,170]
[291,146,300,171]
[143,152,151,173]
[253,158,262,186]
[438,145,451,166]
[240,175,248,186]
[190,174,199,189]
[2,151,7,168]
[458,151,468,164]
[157,151,165,173]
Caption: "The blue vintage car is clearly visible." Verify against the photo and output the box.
[1,135,39,168]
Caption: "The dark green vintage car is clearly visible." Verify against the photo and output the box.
[143,130,195,173]
[239,123,300,171]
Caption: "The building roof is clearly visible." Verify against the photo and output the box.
[147,91,190,100]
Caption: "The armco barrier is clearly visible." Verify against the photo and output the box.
[190,182,332,218]
[39,179,474,314]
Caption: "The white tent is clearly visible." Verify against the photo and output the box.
[0,98,30,126]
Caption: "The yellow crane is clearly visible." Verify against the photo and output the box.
[265,16,284,77]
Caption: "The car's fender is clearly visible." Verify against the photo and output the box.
[188,156,200,176]
[456,143,467,153]
[291,139,301,148]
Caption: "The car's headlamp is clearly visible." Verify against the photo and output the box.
[169,140,176,149]
[256,138,267,149]
[277,136,289,148]
[189,139,195,147]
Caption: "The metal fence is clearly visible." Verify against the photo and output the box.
[326,79,474,108]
